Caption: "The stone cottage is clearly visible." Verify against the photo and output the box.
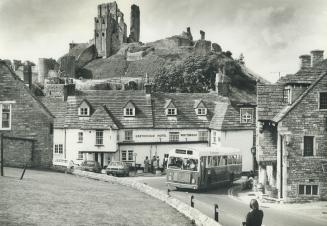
[0,61,54,168]
[257,50,327,202]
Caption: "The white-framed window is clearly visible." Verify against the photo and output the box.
[198,131,208,141]
[124,108,135,116]
[54,144,63,154]
[78,132,83,143]
[77,152,83,160]
[169,132,179,142]
[79,107,89,116]
[299,184,318,195]
[122,150,133,161]
[125,130,133,141]
[283,88,291,104]
[95,130,103,145]
[319,92,327,110]
[303,136,314,156]
[212,131,217,144]
[0,103,12,130]
[196,108,207,116]
[166,108,177,116]
[240,108,253,124]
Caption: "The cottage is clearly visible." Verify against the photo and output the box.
[257,50,327,201]
[0,61,54,168]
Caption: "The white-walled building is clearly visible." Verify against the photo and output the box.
[41,76,257,171]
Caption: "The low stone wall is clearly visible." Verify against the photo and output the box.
[73,170,221,226]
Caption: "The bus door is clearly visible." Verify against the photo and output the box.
[200,156,206,186]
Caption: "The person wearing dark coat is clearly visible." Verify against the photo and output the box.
[245,199,264,226]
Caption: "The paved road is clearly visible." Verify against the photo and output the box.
[137,177,327,226]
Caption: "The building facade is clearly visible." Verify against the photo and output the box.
[257,50,327,202]
[0,61,54,168]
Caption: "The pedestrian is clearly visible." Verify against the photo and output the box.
[243,199,264,226]
[156,156,160,170]
[163,154,168,169]
[144,156,149,173]
[151,155,156,173]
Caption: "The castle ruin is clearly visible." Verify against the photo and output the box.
[94,2,140,58]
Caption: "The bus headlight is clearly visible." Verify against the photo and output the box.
[191,178,195,184]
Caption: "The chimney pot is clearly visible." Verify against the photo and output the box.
[299,54,311,69]
[311,50,324,66]
[23,62,32,88]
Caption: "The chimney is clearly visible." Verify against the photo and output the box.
[63,78,75,101]
[299,54,311,69]
[69,42,78,50]
[200,30,205,40]
[144,73,152,94]
[215,67,230,97]
[23,62,32,88]
[311,50,324,66]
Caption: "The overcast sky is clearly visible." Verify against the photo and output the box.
[0,0,326,82]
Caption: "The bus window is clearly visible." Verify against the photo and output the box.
[227,156,233,165]
[168,156,198,171]
[219,156,227,166]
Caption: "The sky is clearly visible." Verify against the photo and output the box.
[0,0,326,82]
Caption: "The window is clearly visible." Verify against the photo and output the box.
[78,132,83,143]
[102,32,105,37]
[196,108,207,116]
[169,132,179,142]
[79,108,89,116]
[166,108,177,116]
[240,108,253,123]
[198,131,208,141]
[77,152,83,160]
[54,144,63,154]
[299,185,318,195]
[122,150,133,161]
[0,104,11,130]
[124,108,135,116]
[96,130,103,145]
[303,136,314,156]
[283,88,291,104]
[319,92,327,109]
[125,130,133,141]
[212,131,217,144]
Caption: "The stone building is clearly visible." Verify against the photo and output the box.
[257,50,327,202]
[0,61,54,168]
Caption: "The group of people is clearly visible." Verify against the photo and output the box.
[143,156,160,173]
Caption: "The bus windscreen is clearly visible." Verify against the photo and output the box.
[168,157,198,171]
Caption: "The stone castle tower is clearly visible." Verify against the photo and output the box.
[94,1,140,58]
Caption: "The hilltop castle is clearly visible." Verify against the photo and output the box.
[94,1,140,58]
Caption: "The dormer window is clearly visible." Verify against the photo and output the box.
[196,108,207,116]
[78,99,91,117]
[240,108,253,124]
[123,101,136,117]
[283,88,291,104]
[166,108,177,116]
[164,99,177,116]
[194,100,207,116]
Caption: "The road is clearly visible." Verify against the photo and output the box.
[137,177,327,226]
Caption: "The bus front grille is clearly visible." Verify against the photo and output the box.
[173,172,191,183]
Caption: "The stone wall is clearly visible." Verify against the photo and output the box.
[279,74,327,201]
[0,62,53,168]
[257,123,277,162]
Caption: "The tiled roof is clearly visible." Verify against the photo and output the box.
[257,84,287,121]
[65,90,153,129]
[81,105,118,130]
[272,72,327,123]
[0,61,54,119]
[39,97,67,127]
[152,92,223,129]
[209,102,255,130]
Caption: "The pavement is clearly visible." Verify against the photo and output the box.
[229,180,327,224]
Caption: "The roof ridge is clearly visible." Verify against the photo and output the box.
[273,71,327,123]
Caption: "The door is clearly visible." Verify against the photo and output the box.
[100,153,104,168]
[200,157,206,186]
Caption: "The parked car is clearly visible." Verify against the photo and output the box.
[106,161,129,176]
[80,160,102,173]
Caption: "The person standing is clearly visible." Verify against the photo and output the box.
[244,199,264,226]
[151,155,156,173]
[144,156,149,173]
